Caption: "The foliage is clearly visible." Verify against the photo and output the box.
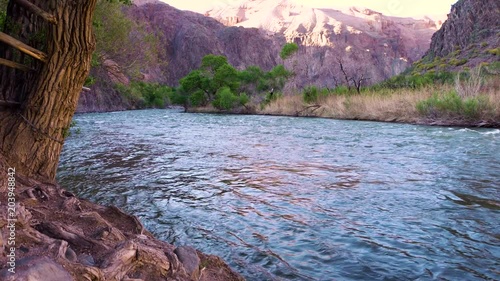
[280,43,299,60]
[93,0,160,78]
[91,53,101,67]
[303,86,319,103]
[374,71,454,90]
[168,88,189,107]
[84,76,96,87]
[261,91,282,108]
[212,87,239,110]
[330,85,351,96]
[239,93,250,106]
[179,55,240,104]
[449,58,468,66]
[0,0,6,29]
[416,91,490,119]
[115,82,172,108]
[176,55,291,109]
[487,48,500,55]
[188,90,207,107]
[201,54,229,73]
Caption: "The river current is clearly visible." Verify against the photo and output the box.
[58,109,500,280]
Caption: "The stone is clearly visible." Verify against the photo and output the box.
[78,253,95,266]
[174,246,201,280]
[0,256,74,281]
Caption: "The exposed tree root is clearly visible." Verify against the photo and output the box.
[0,155,244,281]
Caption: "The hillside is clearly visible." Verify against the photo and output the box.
[413,0,499,73]
[77,0,442,112]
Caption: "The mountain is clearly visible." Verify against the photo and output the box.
[204,0,441,84]
[420,0,499,71]
[77,0,442,112]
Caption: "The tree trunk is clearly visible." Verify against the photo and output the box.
[0,0,97,181]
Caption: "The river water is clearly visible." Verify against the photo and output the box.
[57,109,500,280]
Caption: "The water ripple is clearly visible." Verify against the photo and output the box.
[59,110,500,281]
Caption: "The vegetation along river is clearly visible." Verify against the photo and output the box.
[57,109,500,280]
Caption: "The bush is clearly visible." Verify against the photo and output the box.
[280,43,299,60]
[331,85,351,95]
[303,86,319,103]
[416,91,489,119]
[239,93,250,106]
[115,82,172,108]
[487,48,500,56]
[84,76,96,86]
[449,58,468,66]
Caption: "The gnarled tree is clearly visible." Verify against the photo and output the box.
[0,0,97,181]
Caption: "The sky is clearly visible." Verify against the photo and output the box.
[160,0,458,18]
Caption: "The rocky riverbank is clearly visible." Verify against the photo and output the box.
[0,155,244,281]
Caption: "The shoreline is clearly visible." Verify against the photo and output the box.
[186,107,500,129]
[0,156,244,281]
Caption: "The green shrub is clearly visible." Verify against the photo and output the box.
[91,53,101,67]
[303,86,319,103]
[331,85,351,95]
[416,91,489,119]
[178,55,292,108]
[280,43,299,60]
[481,42,488,47]
[487,48,500,55]
[451,49,461,57]
[239,93,250,106]
[115,82,172,108]
[84,76,96,86]
[449,58,468,66]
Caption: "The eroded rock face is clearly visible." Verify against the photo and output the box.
[103,59,130,86]
[135,1,438,84]
[0,256,73,281]
[127,2,283,84]
[426,0,500,58]
[204,0,440,83]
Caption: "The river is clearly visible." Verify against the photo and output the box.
[57,109,500,280]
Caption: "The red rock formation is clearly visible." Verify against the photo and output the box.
[426,0,500,58]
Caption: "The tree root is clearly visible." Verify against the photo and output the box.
[0,155,244,281]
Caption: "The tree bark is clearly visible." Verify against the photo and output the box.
[0,0,97,181]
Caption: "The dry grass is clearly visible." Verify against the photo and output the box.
[258,81,500,127]
[455,66,483,98]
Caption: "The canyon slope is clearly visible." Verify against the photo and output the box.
[78,0,443,112]
[205,0,441,84]
[420,0,499,71]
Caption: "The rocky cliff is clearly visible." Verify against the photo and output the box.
[204,0,440,86]
[421,0,499,70]
[128,2,283,84]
